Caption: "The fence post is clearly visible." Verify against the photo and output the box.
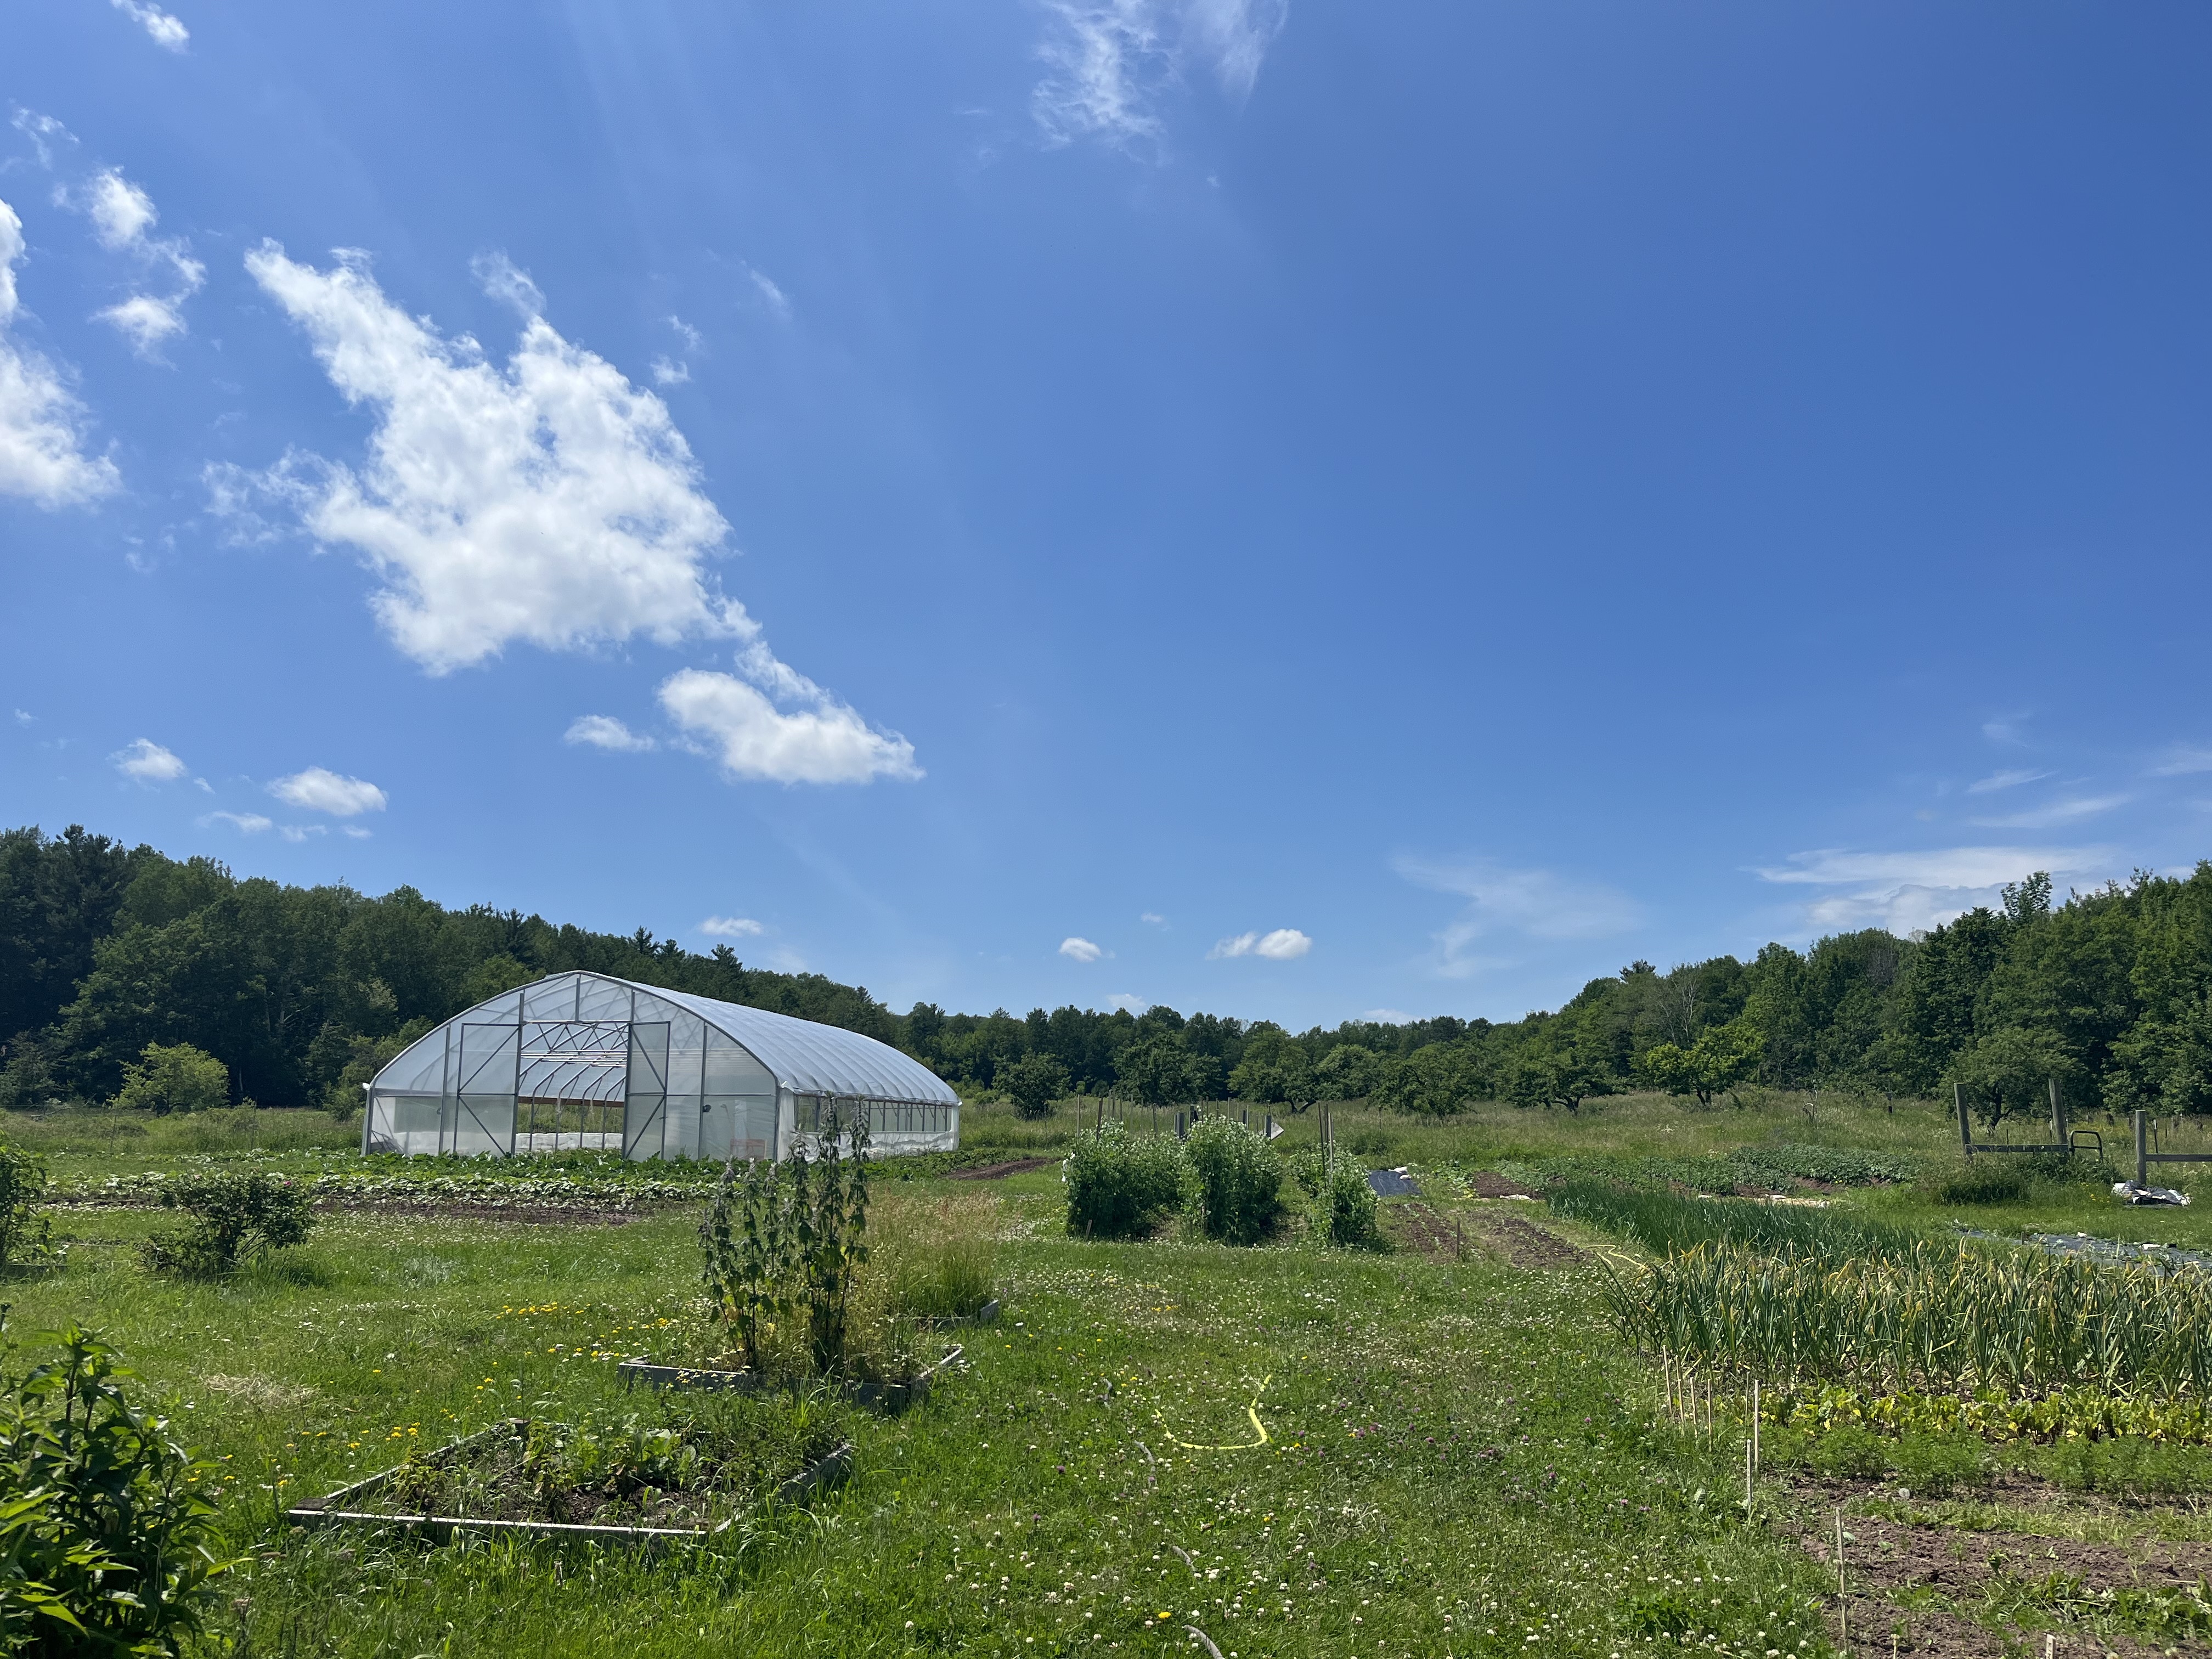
[2136,1109,2149,1187]
[2050,1077,2066,1151]
[1955,1083,1972,1158]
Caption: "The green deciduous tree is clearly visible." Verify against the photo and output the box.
[1002,1051,1071,1120]
[1638,1018,1765,1108]
[111,1041,231,1115]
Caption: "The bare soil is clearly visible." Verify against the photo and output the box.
[948,1157,1059,1181]
[1467,1211,1585,1268]
[1388,1202,1471,1262]
[1466,1171,1539,1199]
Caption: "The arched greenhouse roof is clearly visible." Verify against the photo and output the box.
[369,970,958,1107]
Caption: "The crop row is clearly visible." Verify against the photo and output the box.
[53,1170,707,1211]
[1607,1238,2212,1396]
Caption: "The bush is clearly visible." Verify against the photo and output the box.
[0,1140,50,1268]
[1185,1116,1283,1245]
[111,1042,230,1115]
[0,1323,231,1652]
[1932,1163,2029,1205]
[1062,1121,1192,1240]
[1286,1150,1327,1198]
[1319,1160,1380,1249]
[1002,1053,1071,1122]
[140,1171,314,1275]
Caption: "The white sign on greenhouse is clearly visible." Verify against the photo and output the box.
[361,970,960,1161]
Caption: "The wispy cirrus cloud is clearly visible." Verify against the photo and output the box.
[111,0,189,50]
[1753,845,2109,935]
[1032,0,1288,151]
[2152,747,2212,778]
[701,915,764,938]
[1396,853,1639,978]
[201,810,270,834]
[1970,795,2128,831]
[1966,768,2054,795]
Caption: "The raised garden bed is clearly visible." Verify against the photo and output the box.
[286,1408,853,1546]
[619,1343,965,1413]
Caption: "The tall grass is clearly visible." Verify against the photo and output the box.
[1607,1238,2212,1397]
[1548,1180,1914,1258]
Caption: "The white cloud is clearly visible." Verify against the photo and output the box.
[2152,747,2212,777]
[267,766,387,816]
[12,112,74,170]
[1753,844,2110,935]
[1208,927,1311,961]
[0,198,121,506]
[342,825,373,839]
[666,317,703,352]
[1033,0,1286,150]
[111,0,189,49]
[1970,795,2128,830]
[237,245,748,673]
[85,171,157,250]
[279,823,328,842]
[1139,911,1166,927]
[94,294,187,355]
[470,251,543,317]
[1983,715,2029,746]
[13,709,31,724]
[112,737,185,781]
[1109,993,1150,1014]
[701,915,764,938]
[1396,854,1639,977]
[1060,936,1105,962]
[72,170,204,359]
[1966,768,2053,795]
[650,356,690,386]
[743,266,791,321]
[564,714,657,753]
[1361,1008,1412,1024]
[659,663,920,786]
[202,810,270,834]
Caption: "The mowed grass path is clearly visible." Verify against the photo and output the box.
[5,1181,1836,1658]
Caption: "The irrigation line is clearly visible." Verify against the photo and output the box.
[1160,1377,1273,1452]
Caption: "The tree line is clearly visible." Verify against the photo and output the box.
[9,824,2212,1124]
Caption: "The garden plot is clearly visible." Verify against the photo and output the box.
[291,1397,854,1542]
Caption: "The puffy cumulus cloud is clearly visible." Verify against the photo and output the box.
[1033,0,1287,150]
[238,245,747,673]
[1209,927,1311,961]
[564,714,656,753]
[267,766,387,816]
[1396,854,1638,977]
[0,198,120,506]
[111,0,189,49]
[1753,845,2110,936]
[112,737,185,781]
[658,658,920,786]
[85,171,157,250]
[95,293,187,356]
[1109,993,1150,1014]
[701,916,764,938]
[1059,936,1105,962]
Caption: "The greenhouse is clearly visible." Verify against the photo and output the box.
[362,970,960,1161]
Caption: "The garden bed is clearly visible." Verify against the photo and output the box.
[619,1343,965,1412]
[287,1405,853,1545]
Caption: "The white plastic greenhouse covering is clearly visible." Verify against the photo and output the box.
[362,970,960,1162]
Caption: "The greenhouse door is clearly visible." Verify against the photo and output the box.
[623,1022,670,1161]
[451,1024,520,1157]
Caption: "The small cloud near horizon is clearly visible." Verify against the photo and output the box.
[1059,936,1105,962]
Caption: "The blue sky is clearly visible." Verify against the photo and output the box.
[5,0,2212,1031]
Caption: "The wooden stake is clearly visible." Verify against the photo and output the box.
[1744,1435,1753,1517]
[1752,1379,1760,1472]
[1836,1506,1847,1646]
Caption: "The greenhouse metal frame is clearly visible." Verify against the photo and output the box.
[362,970,960,1161]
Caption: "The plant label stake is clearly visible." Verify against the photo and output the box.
[1835,1506,1847,1647]
[1743,1435,1753,1518]
[1751,1379,1760,1472]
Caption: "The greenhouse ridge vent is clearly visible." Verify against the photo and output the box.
[362,970,960,1161]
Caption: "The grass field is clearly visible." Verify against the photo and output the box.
[9,1091,2212,1656]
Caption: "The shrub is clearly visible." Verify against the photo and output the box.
[1319,1160,1380,1249]
[112,1042,230,1115]
[140,1171,314,1275]
[1002,1053,1071,1122]
[0,1141,51,1268]
[1932,1163,2028,1205]
[1062,1121,1192,1240]
[1185,1117,1283,1245]
[1286,1150,1327,1198]
[0,1323,231,1652]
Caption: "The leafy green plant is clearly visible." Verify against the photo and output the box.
[1801,1424,1888,1479]
[1184,1116,1283,1245]
[1001,1053,1071,1122]
[0,1322,232,1653]
[139,1171,314,1275]
[110,1042,230,1115]
[0,1140,51,1269]
[700,1156,793,1375]
[1319,1160,1380,1249]
[792,1115,871,1374]
[2040,1435,2212,1496]
[1890,1430,1986,1494]
[1061,1121,1192,1240]
[1932,1162,2028,1204]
